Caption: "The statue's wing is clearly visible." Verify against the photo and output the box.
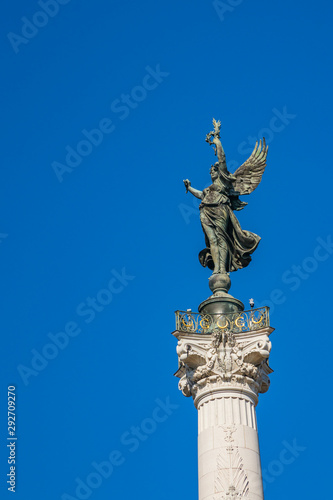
[233,139,268,195]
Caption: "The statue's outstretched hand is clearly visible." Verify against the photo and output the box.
[183,179,191,192]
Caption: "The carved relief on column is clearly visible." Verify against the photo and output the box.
[215,424,250,499]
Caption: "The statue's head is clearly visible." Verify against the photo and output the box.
[210,163,219,181]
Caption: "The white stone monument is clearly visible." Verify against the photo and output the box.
[173,305,274,499]
[176,118,272,499]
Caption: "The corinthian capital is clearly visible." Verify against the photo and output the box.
[173,326,273,402]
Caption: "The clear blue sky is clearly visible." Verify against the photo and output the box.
[1,1,332,498]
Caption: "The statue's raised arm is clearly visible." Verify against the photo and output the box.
[205,119,227,172]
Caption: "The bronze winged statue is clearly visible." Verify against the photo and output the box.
[183,119,268,279]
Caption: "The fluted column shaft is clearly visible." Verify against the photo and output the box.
[196,388,263,500]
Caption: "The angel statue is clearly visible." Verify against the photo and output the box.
[183,119,268,279]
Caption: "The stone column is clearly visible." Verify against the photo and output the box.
[173,325,273,500]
